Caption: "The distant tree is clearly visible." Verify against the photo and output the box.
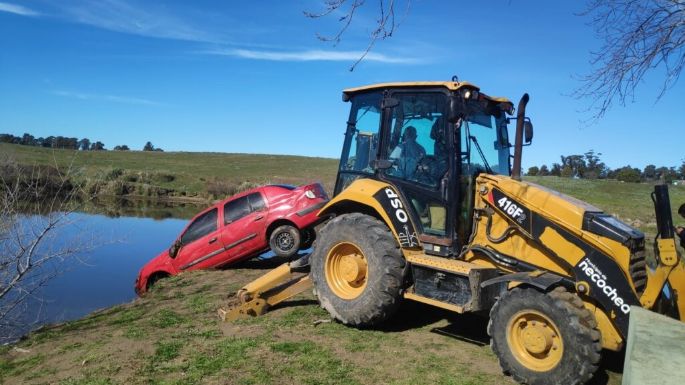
[90,141,105,151]
[527,166,540,176]
[643,164,657,181]
[615,166,642,183]
[679,161,685,180]
[79,138,91,151]
[560,154,587,178]
[113,145,130,151]
[583,150,607,179]
[538,165,550,176]
[153,148,164,152]
[143,141,155,151]
[655,166,679,183]
[20,133,35,146]
[42,136,55,148]
[550,163,562,177]
[0,134,17,144]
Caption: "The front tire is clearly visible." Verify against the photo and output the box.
[269,225,301,258]
[311,213,405,327]
[488,286,601,385]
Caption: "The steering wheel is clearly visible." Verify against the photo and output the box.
[414,155,437,184]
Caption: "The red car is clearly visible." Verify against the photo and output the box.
[135,183,328,294]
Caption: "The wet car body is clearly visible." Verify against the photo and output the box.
[135,183,328,294]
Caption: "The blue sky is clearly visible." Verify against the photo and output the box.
[1,1,683,170]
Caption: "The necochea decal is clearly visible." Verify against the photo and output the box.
[578,258,631,314]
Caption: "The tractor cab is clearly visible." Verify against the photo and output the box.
[335,81,529,256]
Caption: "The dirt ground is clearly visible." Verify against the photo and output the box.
[0,257,624,385]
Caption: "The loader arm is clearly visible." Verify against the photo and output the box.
[218,255,312,321]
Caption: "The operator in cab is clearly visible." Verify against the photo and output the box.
[389,126,426,179]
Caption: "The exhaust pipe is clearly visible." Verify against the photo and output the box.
[652,184,675,239]
[511,93,529,181]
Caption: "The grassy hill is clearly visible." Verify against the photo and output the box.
[0,143,339,200]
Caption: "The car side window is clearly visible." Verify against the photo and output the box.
[248,192,266,212]
[181,208,217,245]
[224,196,251,224]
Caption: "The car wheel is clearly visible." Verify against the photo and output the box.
[269,224,301,258]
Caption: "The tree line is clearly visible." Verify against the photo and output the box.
[0,133,163,152]
[527,150,685,183]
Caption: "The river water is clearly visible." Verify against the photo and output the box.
[1,200,208,343]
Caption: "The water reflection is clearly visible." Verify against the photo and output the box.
[1,199,205,344]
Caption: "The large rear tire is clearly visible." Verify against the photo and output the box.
[311,213,405,327]
[488,286,601,385]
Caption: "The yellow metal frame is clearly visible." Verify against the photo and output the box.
[343,81,513,106]
[318,178,421,249]
[219,262,312,322]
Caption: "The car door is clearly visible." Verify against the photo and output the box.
[171,208,223,271]
[218,192,268,264]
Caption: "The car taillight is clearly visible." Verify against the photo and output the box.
[305,190,316,199]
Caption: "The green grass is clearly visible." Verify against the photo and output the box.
[151,309,186,328]
[1,142,339,199]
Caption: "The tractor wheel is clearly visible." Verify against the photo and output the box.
[269,225,301,258]
[488,286,601,385]
[311,213,405,327]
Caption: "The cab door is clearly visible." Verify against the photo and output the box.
[218,192,268,264]
[172,208,223,271]
[378,91,456,255]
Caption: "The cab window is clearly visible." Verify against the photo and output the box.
[340,92,382,174]
[181,208,218,244]
[384,93,448,188]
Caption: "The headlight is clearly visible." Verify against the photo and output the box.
[305,190,316,199]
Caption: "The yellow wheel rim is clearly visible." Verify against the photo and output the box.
[506,310,564,372]
[325,242,368,300]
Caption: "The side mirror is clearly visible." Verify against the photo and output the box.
[524,120,534,144]
[169,240,181,258]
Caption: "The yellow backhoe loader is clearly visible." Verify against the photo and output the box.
[219,80,685,385]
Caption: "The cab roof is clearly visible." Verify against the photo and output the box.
[342,81,513,106]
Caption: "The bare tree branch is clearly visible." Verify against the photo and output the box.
[305,0,411,71]
[0,154,96,343]
[575,0,685,121]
